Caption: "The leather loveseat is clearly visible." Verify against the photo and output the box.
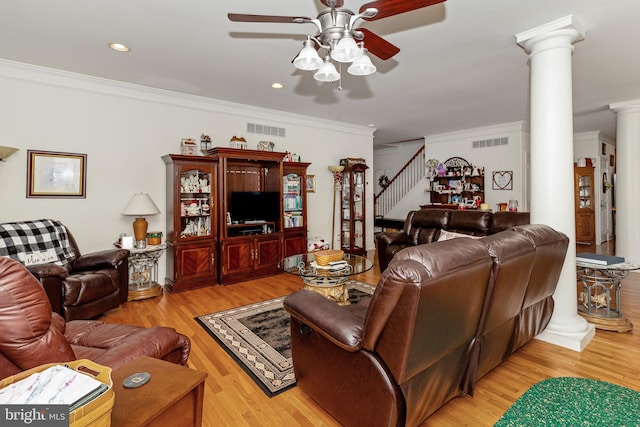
[0,256,191,380]
[375,209,531,272]
[284,224,568,427]
[0,219,129,320]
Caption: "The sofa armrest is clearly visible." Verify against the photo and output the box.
[72,249,130,271]
[284,290,364,352]
[26,263,68,279]
[375,232,411,246]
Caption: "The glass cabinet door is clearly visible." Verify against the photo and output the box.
[179,167,213,239]
[283,173,303,229]
[341,175,351,251]
[340,163,368,255]
[352,169,365,251]
[577,171,592,210]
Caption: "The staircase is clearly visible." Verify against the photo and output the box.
[374,146,425,217]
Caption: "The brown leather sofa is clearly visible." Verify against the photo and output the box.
[0,219,129,320]
[284,224,568,427]
[375,209,531,272]
[0,257,191,380]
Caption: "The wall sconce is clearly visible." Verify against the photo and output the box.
[0,146,19,162]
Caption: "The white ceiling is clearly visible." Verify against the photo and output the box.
[2,0,639,146]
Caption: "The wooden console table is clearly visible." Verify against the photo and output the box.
[111,356,207,426]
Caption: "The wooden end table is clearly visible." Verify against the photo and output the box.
[111,356,207,427]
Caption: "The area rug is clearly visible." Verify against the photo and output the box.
[195,280,375,397]
[495,377,640,426]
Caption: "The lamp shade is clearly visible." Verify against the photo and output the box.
[348,50,376,76]
[314,57,340,82]
[0,146,18,161]
[121,193,161,216]
[293,40,323,71]
[331,34,361,63]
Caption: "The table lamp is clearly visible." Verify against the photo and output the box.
[0,146,19,162]
[121,193,161,248]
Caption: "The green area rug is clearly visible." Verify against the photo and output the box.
[195,280,375,397]
[495,377,640,426]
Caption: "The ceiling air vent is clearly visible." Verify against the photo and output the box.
[247,123,285,138]
[472,137,508,149]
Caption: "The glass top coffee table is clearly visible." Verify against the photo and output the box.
[278,253,373,305]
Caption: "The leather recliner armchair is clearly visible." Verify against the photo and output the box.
[0,219,129,321]
[0,257,191,381]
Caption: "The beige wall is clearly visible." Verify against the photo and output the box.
[0,60,375,277]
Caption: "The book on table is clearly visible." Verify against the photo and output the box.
[576,252,625,266]
[0,365,108,410]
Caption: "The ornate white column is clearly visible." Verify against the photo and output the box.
[609,100,640,263]
[516,16,595,351]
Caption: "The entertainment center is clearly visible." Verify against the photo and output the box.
[163,148,310,289]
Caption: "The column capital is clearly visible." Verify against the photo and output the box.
[516,15,585,55]
[610,99,640,113]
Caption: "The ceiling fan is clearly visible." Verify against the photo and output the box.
[228,0,446,82]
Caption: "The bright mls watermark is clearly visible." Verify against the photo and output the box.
[0,405,68,426]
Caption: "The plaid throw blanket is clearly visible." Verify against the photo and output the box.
[0,219,75,267]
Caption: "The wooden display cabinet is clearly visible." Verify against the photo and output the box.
[283,162,311,257]
[575,165,595,245]
[162,155,217,292]
[340,163,368,256]
[428,157,484,208]
[205,147,285,285]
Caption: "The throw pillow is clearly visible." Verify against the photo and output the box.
[437,230,482,241]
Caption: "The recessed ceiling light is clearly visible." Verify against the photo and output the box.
[368,124,376,127]
[271,82,284,89]
[109,43,131,52]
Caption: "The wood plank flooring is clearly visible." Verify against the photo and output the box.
[102,244,640,426]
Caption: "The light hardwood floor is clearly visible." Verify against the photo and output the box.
[102,244,640,426]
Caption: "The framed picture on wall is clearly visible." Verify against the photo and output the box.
[492,171,513,190]
[305,175,316,193]
[27,150,87,198]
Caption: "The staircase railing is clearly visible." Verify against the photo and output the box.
[374,146,425,217]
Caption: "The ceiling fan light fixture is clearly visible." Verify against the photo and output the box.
[348,49,376,76]
[314,57,340,82]
[293,39,323,71]
[331,33,362,63]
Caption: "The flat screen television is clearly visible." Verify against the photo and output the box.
[230,191,280,223]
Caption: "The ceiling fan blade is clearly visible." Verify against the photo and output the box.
[356,28,400,60]
[228,13,311,24]
[320,0,344,7]
[359,0,446,21]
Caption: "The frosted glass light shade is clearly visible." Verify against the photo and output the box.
[314,58,340,82]
[293,42,322,71]
[331,35,361,63]
[348,51,376,76]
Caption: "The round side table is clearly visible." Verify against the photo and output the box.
[576,260,640,332]
[128,244,167,301]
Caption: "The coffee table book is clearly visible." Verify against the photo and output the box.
[576,253,625,266]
